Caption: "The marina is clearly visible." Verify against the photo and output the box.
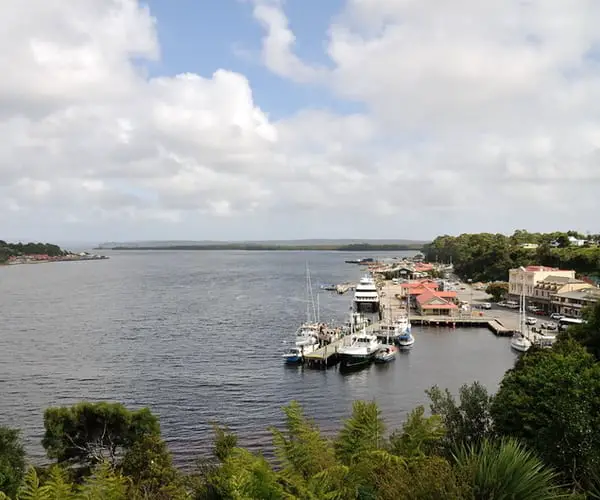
[282,256,563,370]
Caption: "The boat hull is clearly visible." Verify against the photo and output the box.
[396,335,415,349]
[339,354,373,370]
[283,354,303,364]
[510,342,531,353]
[374,354,396,363]
[354,301,380,313]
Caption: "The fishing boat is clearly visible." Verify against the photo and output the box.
[397,331,415,349]
[338,326,380,370]
[395,306,414,349]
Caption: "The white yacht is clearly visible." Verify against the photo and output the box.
[510,333,531,353]
[338,327,381,370]
[353,274,380,313]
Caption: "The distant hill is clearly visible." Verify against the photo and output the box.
[95,239,428,251]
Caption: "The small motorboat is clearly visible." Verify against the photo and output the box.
[282,347,303,364]
[397,331,415,350]
[374,345,397,363]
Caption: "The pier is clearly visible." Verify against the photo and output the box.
[409,315,514,336]
[303,323,380,369]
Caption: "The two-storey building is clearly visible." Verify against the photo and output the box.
[508,266,575,301]
[531,276,592,313]
[551,288,600,317]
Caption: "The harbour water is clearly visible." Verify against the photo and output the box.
[0,250,517,465]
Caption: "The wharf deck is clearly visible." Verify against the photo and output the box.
[304,323,381,369]
[303,337,346,368]
[410,315,514,336]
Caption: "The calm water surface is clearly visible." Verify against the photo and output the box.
[0,251,517,464]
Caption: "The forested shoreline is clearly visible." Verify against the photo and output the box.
[0,241,67,264]
[106,243,425,252]
[423,230,600,281]
[2,303,600,499]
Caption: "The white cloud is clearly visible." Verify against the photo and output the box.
[2,0,600,242]
[245,0,600,234]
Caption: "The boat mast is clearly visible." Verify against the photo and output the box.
[519,269,526,338]
[317,292,320,323]
[305,263,311,323]
[306,263,317,323]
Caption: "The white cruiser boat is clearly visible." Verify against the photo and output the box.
[510,333,531,353]
[353,274,380,313]
[338,327,380,370]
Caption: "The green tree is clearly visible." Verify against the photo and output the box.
[334,401,385,465]
[559,302,600,361]
[491,341,600,488]
[485,282,509,302]
[120,435,187,499]
[271,401,336,484]
[426,382,493,450]
[42,402,160,471]
[388,406,445,459]
[0,426,26,498]
[209,448,284,500]
[453,438,560,499]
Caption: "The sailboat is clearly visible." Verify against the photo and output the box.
[282,264,320,364]
[510,272,532,353]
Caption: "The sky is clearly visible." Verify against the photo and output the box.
[1,0,600,243]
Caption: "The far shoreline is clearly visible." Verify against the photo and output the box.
[98,244,425,252]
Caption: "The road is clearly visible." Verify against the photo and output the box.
[453,281,559,332]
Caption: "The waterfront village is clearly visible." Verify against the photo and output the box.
[285,254,600,368]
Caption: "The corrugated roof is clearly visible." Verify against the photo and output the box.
[554,289,600,301]
[538,275,585,285]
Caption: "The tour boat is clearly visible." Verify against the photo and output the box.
[353,274,380,313]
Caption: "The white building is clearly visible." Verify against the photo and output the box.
[568,236,586,247]
[508,266,576,299]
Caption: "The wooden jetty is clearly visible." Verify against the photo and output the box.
[410,315,514,336]
[304,323,381,369]
[335,282,355,294]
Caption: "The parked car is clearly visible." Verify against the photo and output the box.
[526,317,537,325]
[550,313,564,320]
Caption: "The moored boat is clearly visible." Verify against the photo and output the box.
[510,333,531,352]
[353,274,380,313]
[338,327,380,370]
[374,345,397,363]
[397,331,415,349]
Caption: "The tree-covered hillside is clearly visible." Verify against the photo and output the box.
[423,230,600,281]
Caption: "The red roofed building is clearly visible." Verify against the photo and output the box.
[414,263,434,273]
[401,281,438,298]
[416,290,459,316]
